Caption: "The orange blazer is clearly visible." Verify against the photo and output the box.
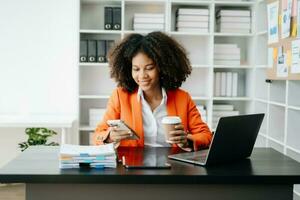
[93,87,212,151]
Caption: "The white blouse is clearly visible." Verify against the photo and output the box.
[137,87,171,147]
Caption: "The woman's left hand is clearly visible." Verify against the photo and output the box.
[168,124,189,147]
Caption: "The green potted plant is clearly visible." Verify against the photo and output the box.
[18,128,59,151]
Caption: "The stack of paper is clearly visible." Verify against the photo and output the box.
[133,13,165,31]
[59,143,117,169]
[214,43,240,65]
[214,71,238,97]
[176,8,209,33]
[216,9,251,33]
[212,104,239,129]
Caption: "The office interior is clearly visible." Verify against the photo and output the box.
[0,0,299,199]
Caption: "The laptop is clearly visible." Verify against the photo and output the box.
[168,113,265,166]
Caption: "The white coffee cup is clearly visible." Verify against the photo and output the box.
[161,116,181,143]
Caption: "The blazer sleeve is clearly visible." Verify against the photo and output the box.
[92,89,121,145]
[186,94,213,151]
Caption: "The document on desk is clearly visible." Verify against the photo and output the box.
[60,143,115,156]
[59,143,117,169]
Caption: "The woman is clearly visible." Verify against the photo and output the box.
[93,31,212,151]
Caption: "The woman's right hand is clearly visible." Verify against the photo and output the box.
[107,126,133,143]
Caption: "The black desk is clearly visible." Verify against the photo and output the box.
[0,147,300,200]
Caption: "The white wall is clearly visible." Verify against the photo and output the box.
[0,0,79,166]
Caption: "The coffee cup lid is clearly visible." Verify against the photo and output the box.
[161,116,181,124]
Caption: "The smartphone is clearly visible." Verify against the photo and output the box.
[107,119,139,140]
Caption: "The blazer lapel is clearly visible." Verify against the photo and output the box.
[130,90,144,145]
[166,90,177,116]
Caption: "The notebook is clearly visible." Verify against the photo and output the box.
[168,113,265,166]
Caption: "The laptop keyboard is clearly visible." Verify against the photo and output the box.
[191,150,208,163]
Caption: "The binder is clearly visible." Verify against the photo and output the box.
[104,7,113,30]
[96,40,106,63]
[80,40,88,62]
[113,7,121,30]
[88,40,97,62]
[105,40,115,60]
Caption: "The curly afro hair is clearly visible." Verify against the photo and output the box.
[108,31,192,93]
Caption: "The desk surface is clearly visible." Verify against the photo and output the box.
[0,146,300,184]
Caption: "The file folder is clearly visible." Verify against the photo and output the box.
[113,7,121,30]
[104,7,113,30]
[96,40,106,63]
[80,40,88,62]
[88,40,97,62]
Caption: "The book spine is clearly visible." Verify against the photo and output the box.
[217,10,251,17]
[215,72,221,96]
[218,16,251,23]
[232,73,238,97]
[221,72,227,96]
[177,8,209,15]
[226,72,232,97]
[176,21,208,28]
[134,17,165,24]
[176,27,208,32]
[133,23,164,30]
[177,15,209,22]
[220,22,251,29]
[134,13,164,18]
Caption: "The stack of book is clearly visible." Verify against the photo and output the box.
[214,71,238,97]
[89,108,106,127]
[214,43,240,65]
[133,13,165,31]
[216,9,251,33]
[176,8,209,33]
[59,143,117,169]
[212,104,239,129]
[196,105,207,123]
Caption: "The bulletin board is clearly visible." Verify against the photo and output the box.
[267,0,300,80]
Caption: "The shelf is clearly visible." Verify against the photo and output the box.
[79,95,110,99]
[214,1,255,6]
[191,96,211,100]
[268,101,286,107]
[214,32,254,37]
[254,98,268,104]
[256,30,267,36]
[125,0,166,5]
[213,65,253,69]
[169,31,211,36]
[261,134,285,146]
[79,125,95,131]
[213,97,252,101]
[79,62,109,67]
[192,64,212,68]
[255,65,268,68]
[287,105,300,111]
[80,29,122,34]
[170,0,212,5]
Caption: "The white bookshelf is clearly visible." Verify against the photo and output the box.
[253,2,300,198]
